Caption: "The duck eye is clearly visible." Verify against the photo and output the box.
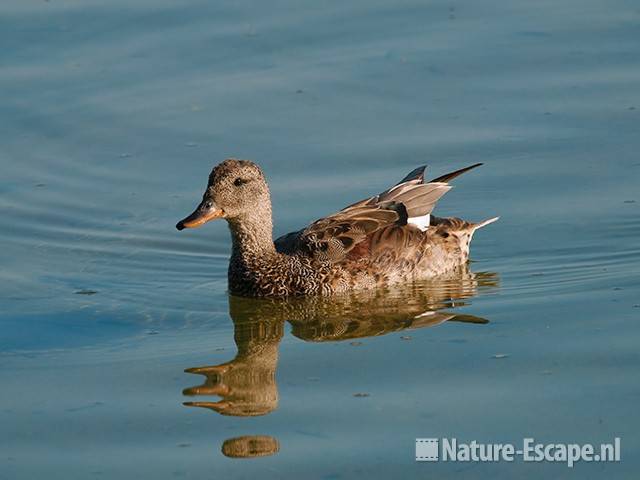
[234,178,247,187]
[205,201,213,208]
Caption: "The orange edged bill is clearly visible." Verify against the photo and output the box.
[176,200,224,230]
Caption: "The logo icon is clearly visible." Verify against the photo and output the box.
[416,438,439,462]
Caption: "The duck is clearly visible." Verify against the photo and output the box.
[176,158,498,297]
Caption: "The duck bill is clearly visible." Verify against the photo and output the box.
[176,202,224,230]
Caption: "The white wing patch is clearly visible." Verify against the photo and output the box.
[407,214,430,232]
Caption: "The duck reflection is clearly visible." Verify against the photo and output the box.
[288,269,496,342]
[221,435,280,459]
[183,303,284,417]
[183,266,497,425]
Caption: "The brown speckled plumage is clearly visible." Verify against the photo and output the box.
[176,158,498,297]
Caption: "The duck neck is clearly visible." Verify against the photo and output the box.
[227,207,277,264]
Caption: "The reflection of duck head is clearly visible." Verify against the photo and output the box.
[183,303,283,416]
[221,435,280,459]
[184,265,497,417]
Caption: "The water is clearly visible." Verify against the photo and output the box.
[1,0,639,478]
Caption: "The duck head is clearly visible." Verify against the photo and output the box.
[176,158,271,230]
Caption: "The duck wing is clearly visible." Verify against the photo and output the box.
[275,166,452,263]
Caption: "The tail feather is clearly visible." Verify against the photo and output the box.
[429,163,483,184]
[396,162,483,187]
[396,165,427,185]
[472,216,500,231]
[462,216,499,256]
[349,163,487,220]
[379,182,451,218]
[429,215,499,257]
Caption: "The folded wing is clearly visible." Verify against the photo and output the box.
[275,164,482,263]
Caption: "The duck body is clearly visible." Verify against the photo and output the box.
[177,159,498,297]
[227,216,493,297]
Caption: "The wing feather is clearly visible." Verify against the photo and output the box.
[275,164,480,263]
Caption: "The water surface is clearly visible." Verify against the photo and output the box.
[1,0,639,478]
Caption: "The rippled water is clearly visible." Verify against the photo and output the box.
[1,0,639,478]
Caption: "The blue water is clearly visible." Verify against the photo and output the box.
[1,0,639,478]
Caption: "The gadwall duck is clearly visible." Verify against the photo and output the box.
[176,159,498,297]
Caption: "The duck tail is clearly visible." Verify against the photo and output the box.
[472,216,500,231]
[461,217,499,256]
